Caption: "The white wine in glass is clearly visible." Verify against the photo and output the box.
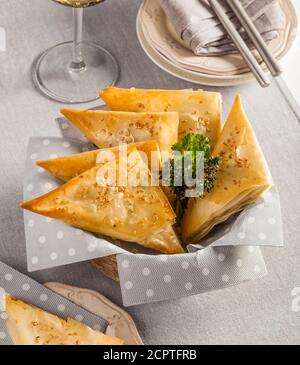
[54,1,103,7]
[33,0,119,103]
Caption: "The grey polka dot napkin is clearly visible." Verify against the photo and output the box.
[118,245,266,306]
[0,261,107,345]
[189,186,283,250]
[21,116,283,306]
[24,137,126,272]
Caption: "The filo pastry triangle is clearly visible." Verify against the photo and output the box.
[37,140,161,182]
[36,140,174,209]
[60,109,179,156]
[4,295,124,345]
[182,95,272,243]
[100,87,222,149]
[21,149,183,254]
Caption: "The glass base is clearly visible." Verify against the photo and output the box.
[33,41,119,104]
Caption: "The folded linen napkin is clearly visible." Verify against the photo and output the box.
[160,0,286,55]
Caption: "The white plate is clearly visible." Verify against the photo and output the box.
[136,0,298,86]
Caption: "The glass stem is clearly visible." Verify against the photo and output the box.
[69,8,86,72]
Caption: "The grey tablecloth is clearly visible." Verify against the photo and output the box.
[0,0,299,345]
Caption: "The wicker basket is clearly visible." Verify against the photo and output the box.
[92,255,119,281]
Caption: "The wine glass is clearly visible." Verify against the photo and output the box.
[33,0,119,104]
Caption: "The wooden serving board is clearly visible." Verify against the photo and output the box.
[45,282,143,345]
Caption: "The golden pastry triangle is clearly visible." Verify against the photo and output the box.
[182,95,271,243]
[4,295,124,345]
[100,87,222,149]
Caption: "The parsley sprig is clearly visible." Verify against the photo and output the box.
[162,134,221,218]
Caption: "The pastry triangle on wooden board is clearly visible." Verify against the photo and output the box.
[21,151,183,254]
[182,95,272,243]
[60,109,179,155]
[100,87,222,149]
[37,140,161,182]
[4,295,123,345]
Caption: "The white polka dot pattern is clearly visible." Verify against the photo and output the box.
[57,304,65,312]
[22,283,30,291]
[63,141,70,148]
[68,248,76,257]
[218,253,225,262]
[222,274,229,283]
[44,182,53,190]
[122,260,129,268]
[254,265,261,273]
[75,314,84,322]
[40,294,48,302]
[27,184,33,192]
[181,261,189,269]
[268,218,276,225]
[258,233,267,240]
[202,268,210,276]
[236,259,243,268]
[50,252,57,260]
[31,256,39,264]
[125,281,133,290]
[185,282,193,291]
[56,231,64,240]
[4,274,12,281]
[237,232,246,239]
[142,268,150,276]
[146,289,154,297]
[189,187,282,251]
[0,261,108,344]
[87,243,97,252]
[163,275,172,283]
[39,236,46,244]
[117,244,268,306]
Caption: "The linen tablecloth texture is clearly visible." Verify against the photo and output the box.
[0,0,300,344]
[160,0,286,55]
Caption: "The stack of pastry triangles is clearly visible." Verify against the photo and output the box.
[181,95,271,243]
[100,88,271,243]
[100,87,222,149]
[21,87,271,251]
[21,143,183,254]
